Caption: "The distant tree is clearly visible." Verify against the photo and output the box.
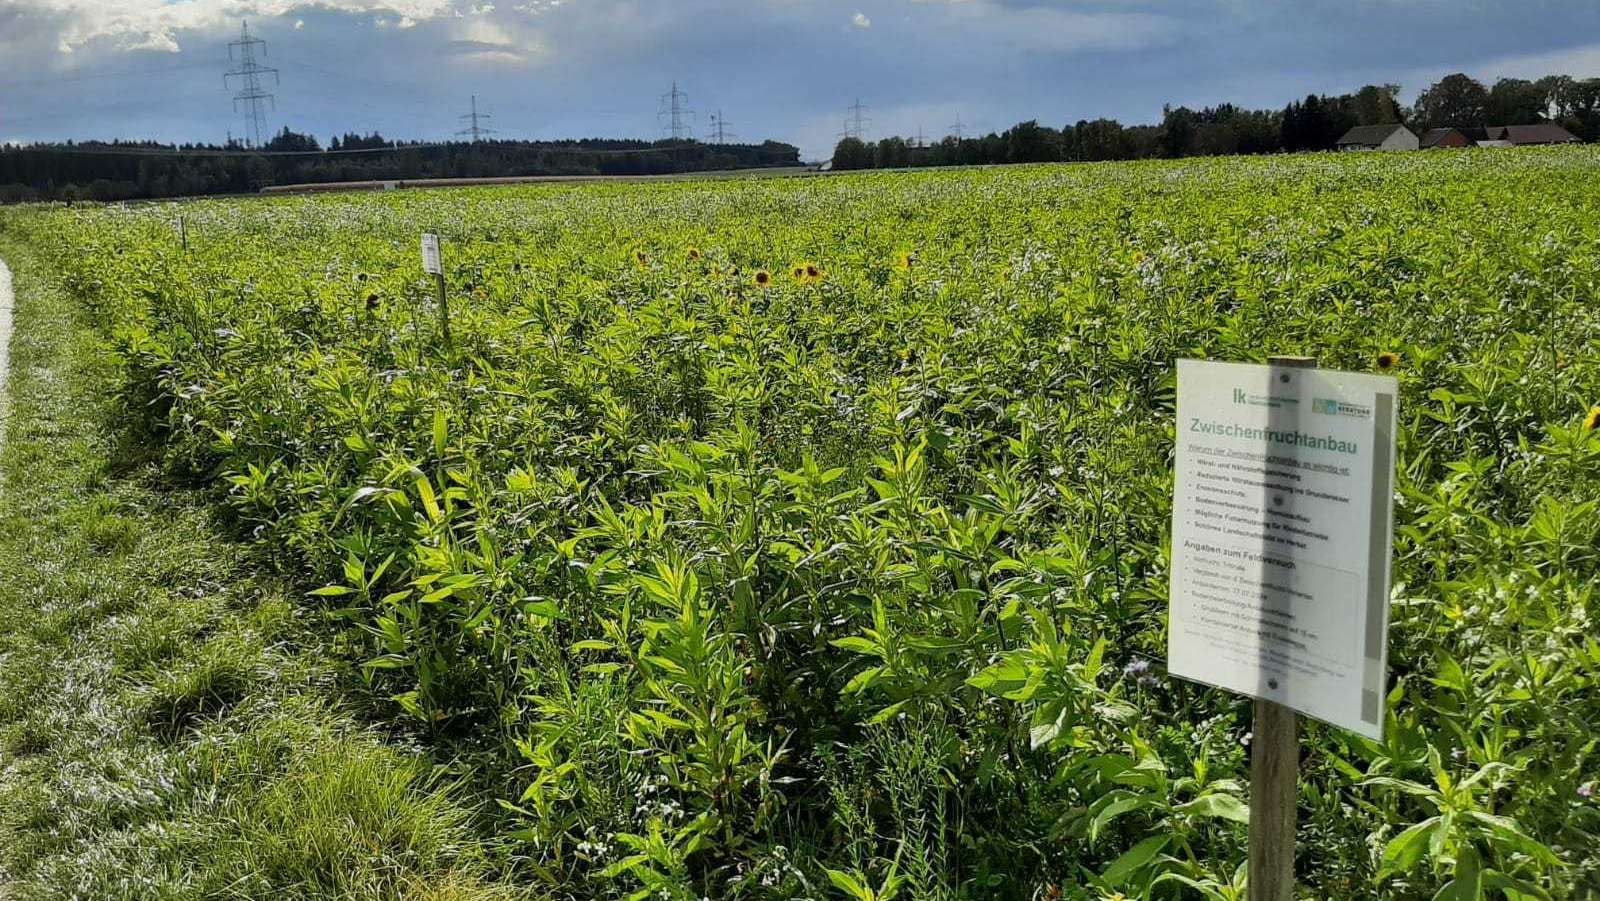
[1004,120,1061,163]
[874,136,912,168]
[264,127,320,153]
[1537,75,1579,118]
[1066,118,1131,161]
[1281,93,1360,151]
[1353,84,1403,125]
[831,137,874,170]
[1486,78,1549,125]
[1550,76,1600,141]
[1159,105,1197,157]
[1414,73,1490,128]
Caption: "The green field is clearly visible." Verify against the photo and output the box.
[3,148,1600,900]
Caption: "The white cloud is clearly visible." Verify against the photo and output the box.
[1397,41,1600,101]
[293,18,304,28]
[445,15,542,63]
[15,0,460,53]
[1464,41,1600,82]
[852,11,871,27]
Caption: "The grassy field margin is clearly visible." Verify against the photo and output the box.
[0,239,521,900]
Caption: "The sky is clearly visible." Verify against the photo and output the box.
[2,0,1600,160]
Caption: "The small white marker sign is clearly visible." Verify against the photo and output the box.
[420,233,442,275]
[1168,359,1398,739]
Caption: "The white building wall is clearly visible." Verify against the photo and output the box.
[1379,129,1419,151]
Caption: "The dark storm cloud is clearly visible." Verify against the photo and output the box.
[2,0,1598,157]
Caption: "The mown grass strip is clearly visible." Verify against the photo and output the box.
[0,240,523,901]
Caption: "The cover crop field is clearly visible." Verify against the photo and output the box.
[6,148,1600,900]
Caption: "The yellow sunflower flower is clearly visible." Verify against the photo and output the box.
[753,269,771,287]
[1584,405,1600,431]
[1376,350,1400,372]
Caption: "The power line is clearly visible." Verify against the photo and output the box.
[456,94,496,141]
[706,109,736,144]
[950,112,966,140]
[4,144,429,158]
[841,97,870,140]
[224,21,279,148]
[658,81,693,141]
[8,140,779,159]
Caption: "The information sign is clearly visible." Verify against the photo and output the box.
[1169,359,1397,738]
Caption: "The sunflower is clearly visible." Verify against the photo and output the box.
[805,263,822,281]
[1584,405,1600,431]
[895,251,916,271]
[686,247,701,261]
[753,269,771,287]
[1376,350,1400,371]
[634,250,648,269]
[791,264,806,281]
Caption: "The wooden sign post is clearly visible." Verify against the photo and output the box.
[420,232,451,347]
[1248,354,1314,901]
[1168,354,1397,900]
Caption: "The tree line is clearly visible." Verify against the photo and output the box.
[832,72,1600,170]
[0,130,802,203]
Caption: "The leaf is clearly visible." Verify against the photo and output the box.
[309,585,356,597]
[347,485,389,503]
[825,868,871,900]
[433,407,448,458]
[866,698,912,725]
[843,665,885,695]
[967,655,1030,697]
[1175,792,1250,824]
[1100,833,1170,887]
[1481,870,1553,901]
[1152,873,1230,901]
[831,636,882,657]
[1433,845,1481,901]
[520,599,563,619]
[1029,707,1066,749]
[415,476,442,523]
[597,853,650,879]
[1082,635,1109,683]
[1089,793,1148,844]
[1380,816,1441,878]
[1462,811,1560,865]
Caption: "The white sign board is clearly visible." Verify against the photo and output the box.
[1168,359,1397,739]
[420,233,442,275]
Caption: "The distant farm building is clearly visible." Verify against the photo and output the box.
[1336,124,1420,151]
[1421,128,1471,149]
[1483,124,1581,146]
